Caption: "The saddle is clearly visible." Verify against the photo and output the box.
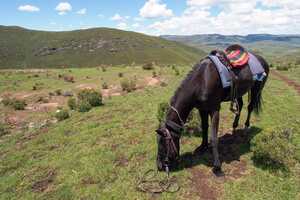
[209,44,250,114]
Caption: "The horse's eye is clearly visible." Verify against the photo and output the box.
[156,129,164,136]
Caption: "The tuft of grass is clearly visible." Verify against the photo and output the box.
[0,122,10,137]
[2,97,26,110]
[55,109,70,121]
[67,98,77,110]
[251,128,296,172]
[77,100,92,113]
[78,89,103,107]
[120,78,136,92]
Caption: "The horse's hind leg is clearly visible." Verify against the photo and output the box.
[210,110,222,175]
[194,110,209,154]
[232,97,243,129]
[245,82,262,128]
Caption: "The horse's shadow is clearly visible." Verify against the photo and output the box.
[174,126,262,171]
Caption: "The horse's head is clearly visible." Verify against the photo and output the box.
[156,122,181,171]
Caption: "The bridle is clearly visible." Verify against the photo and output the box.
[158,104,185,174]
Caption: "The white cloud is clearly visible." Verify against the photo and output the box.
[77,8,87,15]
[111,13,123,21]
[140,0,173,18]
[98,14,105,18]
[146,0,300,35]
[132,23,140,28]
[55,2,72,15]
[117,22,128,30]
[18,5,40,12]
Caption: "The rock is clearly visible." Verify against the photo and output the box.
[62,91,73,97]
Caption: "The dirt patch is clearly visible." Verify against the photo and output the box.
[189,168,222,200]
[76,83,98,90]
[32,170,56,193]
[102,85,123,98]
[145,77,160,86]
[81,177,100,185]
[271,70,300,95]
[115,155,129,167]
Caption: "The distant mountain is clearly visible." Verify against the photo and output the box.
[0,26,206,69]
[161,34,300,61]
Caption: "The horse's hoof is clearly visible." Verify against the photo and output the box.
[193,144,208,155]
[212,166,224,177]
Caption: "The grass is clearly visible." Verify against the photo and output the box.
[0,66,299,200]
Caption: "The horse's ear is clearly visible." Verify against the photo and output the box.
[156,129,164,136]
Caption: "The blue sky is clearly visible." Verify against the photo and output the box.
[1,0,299,35]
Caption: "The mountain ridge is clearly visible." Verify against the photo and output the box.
[0,25,205,69]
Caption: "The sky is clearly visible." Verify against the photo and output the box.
[1,0,300,35]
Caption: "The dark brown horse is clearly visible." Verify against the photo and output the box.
[156,52,269,174]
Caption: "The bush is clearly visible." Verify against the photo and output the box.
[55,89,62,96]
[77,100,92,113]
[68,98,77,110]
[102,82,109,89]
[251,128,296,171]
[118,72,124,78]
[0,122,10,137]
[78,89,102,107]
[142,63,154,70]
[55,109,70,121]
[157,102,169,123]
[152,71,157,78]
[2,97,26,110]
[120,78,136,92]
[276,65,289,71]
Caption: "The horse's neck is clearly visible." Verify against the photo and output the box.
[167,96,194,125]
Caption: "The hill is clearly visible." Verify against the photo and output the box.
[161,34,300,62]
[0,26,205,69]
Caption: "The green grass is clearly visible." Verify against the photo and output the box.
[0,66,299,200]
[0,26,206,69]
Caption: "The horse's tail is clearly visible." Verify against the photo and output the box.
[249,75,268,115]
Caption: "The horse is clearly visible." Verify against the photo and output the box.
[156,51,269,175]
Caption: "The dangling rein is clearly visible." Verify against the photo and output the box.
[136,169,180,193]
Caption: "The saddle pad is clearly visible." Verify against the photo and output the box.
[208,53,266,88]
[226,49,249,68]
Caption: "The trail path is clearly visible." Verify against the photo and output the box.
[271,70,300,95]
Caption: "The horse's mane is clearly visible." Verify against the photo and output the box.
[169,59,207,106]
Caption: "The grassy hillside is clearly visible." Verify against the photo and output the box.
[161,34,300,63]
[0,26,205,69]
[0,66,299,200]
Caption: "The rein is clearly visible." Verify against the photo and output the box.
[137,105,184,194]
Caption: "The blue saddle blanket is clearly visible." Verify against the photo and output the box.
[208,53,266,88]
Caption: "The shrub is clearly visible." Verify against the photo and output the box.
[78,89,102,107]
[276,65,289,71]
[120,78,136,92]
[12,99,27,110]
[102,82,109,89]
[0,122,10,137]
[173,67,180,76]
[2,97,26,110]
[55,89,62,96]
[68,98,77,110]
[101,67,107,72]
[152,71,157,78]
[251,128,296,171]
[2,96,12,106]
[157,102,169,123]
[142,63,154,70]
[55,109,70,121]
[77,100,92,113]
[118,72,124,78]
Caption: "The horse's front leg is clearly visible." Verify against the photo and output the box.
[210,110,222,175]
[194,110,209,154]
